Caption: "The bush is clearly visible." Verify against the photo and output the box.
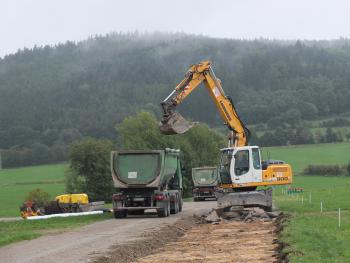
[25,189,50,208]
[303,164,347,176]
[321,118,350,127]
[67,138,114,202]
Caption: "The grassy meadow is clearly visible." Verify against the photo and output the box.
[0,164,68,217]
[274,176,350,262]
[268,143,350,262]
[262,142,350,174]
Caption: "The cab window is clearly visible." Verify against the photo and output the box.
[234,150,249,176]
[252,148,261,169]
[219,150,233,183]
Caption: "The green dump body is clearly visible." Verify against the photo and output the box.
[111,148,182,189]
[192,167,218,187]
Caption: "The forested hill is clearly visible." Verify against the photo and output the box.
[1,32,350,166]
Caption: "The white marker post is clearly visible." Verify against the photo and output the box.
[309,192,312,204]
[338,208,341,228]
[321,201,323,213]
[301,196,304,205]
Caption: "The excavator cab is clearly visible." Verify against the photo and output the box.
[219,146,262,187]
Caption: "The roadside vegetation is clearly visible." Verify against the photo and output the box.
[0,213,111,247]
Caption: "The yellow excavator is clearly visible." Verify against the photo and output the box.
[160,60,292,211]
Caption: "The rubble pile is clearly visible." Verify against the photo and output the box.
[194,207,282,224]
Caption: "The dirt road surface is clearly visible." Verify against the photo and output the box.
[0,201,216,263]
[135,220,278,263]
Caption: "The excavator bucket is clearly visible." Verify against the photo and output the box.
[159,112,193,135]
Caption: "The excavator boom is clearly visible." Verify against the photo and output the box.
[160,60,249,147]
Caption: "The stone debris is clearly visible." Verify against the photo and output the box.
[204,210,220,223]
[193,208,214,221]
[195,206,282,224]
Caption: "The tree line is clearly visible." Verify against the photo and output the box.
[2,32,350,167]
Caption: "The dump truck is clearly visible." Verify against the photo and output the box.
[192,167,218,201]
[111,148,183,218]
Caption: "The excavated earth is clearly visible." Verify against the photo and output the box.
[95,207,283,263]
[135,220,278,263]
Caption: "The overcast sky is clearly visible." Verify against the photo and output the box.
[1,0,350,57]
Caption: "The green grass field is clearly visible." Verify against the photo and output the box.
[261,142,350,262]
[0,164,68,217]
[262,142,350,173]
[274,176,350,262]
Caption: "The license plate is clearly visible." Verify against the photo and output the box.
[133,197,144,201]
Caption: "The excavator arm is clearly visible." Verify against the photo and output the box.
[160,60,250,147]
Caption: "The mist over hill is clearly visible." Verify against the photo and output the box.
[1,32,350,166]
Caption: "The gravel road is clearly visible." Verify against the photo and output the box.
[0,201,216,263]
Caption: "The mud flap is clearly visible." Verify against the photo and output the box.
[216,188,273,211]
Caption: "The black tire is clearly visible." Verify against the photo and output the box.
[157,202,168,217]
[178,198,183,212]
[170,196,179,214]
[114,210,127,219]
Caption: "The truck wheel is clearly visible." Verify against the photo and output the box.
[178,198,183,212]
[114,210,127,219]
[193,197,198,202]
[171,196,179,214]
[157,205,167,217]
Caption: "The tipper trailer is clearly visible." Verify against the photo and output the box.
[192,167,218,201]
[111,148,183,218]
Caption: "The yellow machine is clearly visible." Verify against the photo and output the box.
[20,200,40,219]
[55,193,89,212]
[160,60,292,210]
[55,193,89,205]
